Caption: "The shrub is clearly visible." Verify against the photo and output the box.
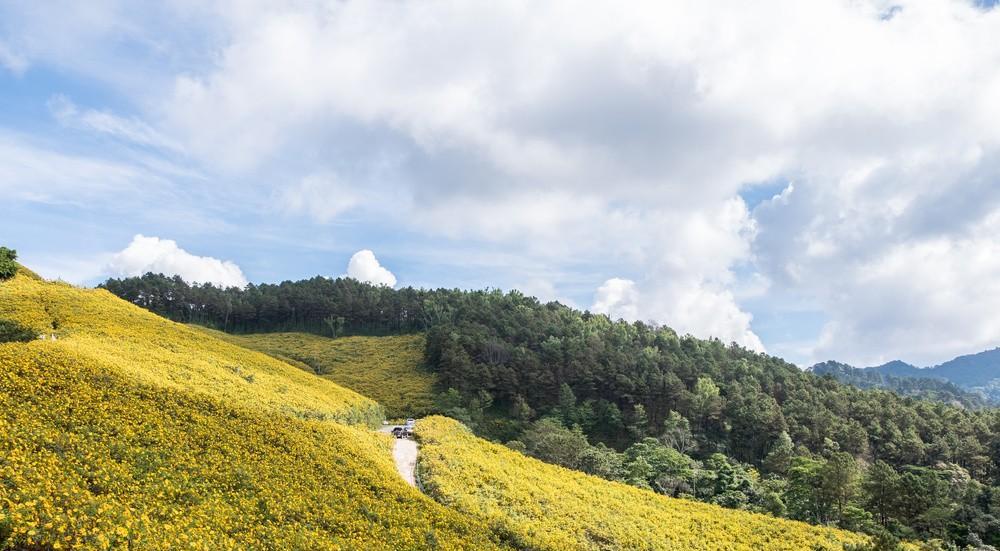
[0,318,35,343]
[0,247,17,280]
[0,515,11,546]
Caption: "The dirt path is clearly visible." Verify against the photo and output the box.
[378,425,419,488]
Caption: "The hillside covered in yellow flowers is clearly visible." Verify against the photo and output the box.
[0,269,382,426]
[0,270,508,550]
[0,268,877,550]
[417,416,870,551]
[204,330,437,418]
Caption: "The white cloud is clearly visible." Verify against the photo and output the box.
[652,281,766,352]
[591,276,765,352]
[752,148,1000,365]
[48,95,184,152]
[805,215,1000,366]
[280,172,361,223]
[517,278,579,308]
[346,249,396,287]
[107,234,248,288]
[591,278,640,321]
[0,132,144,203]
[4,1,1000,364]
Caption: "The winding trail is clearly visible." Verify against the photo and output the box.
[378,425,419,488]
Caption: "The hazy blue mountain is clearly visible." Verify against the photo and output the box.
[868,359,924,378]
[808,360,988,409]
[929,348,1000,386]
[817,348,1000,405]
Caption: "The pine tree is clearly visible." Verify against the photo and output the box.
[764,432,795,475]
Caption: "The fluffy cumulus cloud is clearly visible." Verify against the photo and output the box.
[107,235,248,288]
[649,281,765,352]
[591,278,640,321]
[789,213,1000,366]
[4,1,1000,363]
[752,149,1000,365]
[152,0,785,347]
[346,250,397,287]
[592,276,765,352]
[153,0,1000,358]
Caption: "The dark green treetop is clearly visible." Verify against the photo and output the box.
[0,247,17,280]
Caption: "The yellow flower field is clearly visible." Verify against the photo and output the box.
[208,331,437,418]
[0,272,508,550]
[0,344,508,550]
[0,274,382,426]
[416,416,872,551]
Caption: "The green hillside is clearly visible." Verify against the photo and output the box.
[204,331,437,418]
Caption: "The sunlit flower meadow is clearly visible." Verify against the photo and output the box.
[205,330,437,419]
[417,416,873,551]
[0,273,505,550]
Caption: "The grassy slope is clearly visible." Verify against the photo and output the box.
[206,331,437,419]
[0,273,506,550]
[417,416,871,551]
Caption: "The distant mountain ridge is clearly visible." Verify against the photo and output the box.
[927,347,1000,386]
[868,359,923,377]
[808,360,988,409]
[812,347,1000,406]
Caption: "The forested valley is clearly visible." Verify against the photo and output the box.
[103,273,1000,548]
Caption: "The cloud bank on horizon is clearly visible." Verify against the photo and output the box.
[2,0,1000,367]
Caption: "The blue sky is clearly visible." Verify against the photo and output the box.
[3,0,1000,368]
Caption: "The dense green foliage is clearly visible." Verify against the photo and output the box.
[104,272,1000,546]
[0,247,17,281]
[810,361,989,409]
[423,297,1000,546]
[100,273,429,335]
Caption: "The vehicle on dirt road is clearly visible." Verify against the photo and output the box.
[391,426,409,438]
[391,418,417,439]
